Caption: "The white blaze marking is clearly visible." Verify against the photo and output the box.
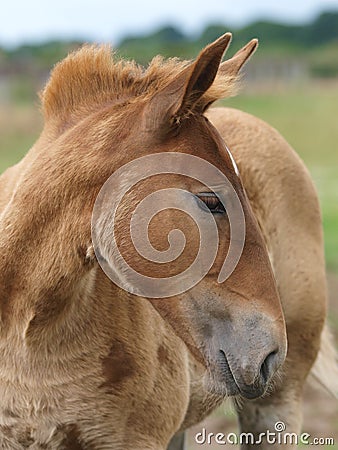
[225,145,239,176]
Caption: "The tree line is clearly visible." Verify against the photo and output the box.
[1,11,338,78]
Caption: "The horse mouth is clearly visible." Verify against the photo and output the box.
[204,350,240,398]
[216,349,242,395]
[204,350,269,400]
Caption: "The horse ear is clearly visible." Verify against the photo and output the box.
[196,38,259,113]
[145,33,232,132]
[218,38,258,76]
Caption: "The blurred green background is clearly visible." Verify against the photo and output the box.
[0,8,337,447]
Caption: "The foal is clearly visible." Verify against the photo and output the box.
[0,33,336,450]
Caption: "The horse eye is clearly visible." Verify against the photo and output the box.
[196,192,226,214]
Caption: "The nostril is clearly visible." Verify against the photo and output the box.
[260,349,278,383]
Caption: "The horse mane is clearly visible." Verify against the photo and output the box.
[41,44,239,123]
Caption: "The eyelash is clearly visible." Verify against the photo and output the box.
[196,192,226,214]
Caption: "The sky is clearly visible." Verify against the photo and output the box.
[2,0,338,48]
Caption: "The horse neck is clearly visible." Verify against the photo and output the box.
[0,156,99,344]
[0,177,147,384]
[0,105,140,360]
